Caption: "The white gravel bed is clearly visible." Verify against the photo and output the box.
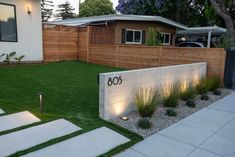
[111,88,231,138]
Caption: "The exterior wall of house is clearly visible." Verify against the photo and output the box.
[90,23,115,45]
[114,21,176,45]
[0,0,43,62]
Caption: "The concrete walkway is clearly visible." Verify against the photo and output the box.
[116,93,235,157]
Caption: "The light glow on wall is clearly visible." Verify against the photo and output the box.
[112,101,126,116]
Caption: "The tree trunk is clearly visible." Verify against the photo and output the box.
[210,0,235,47]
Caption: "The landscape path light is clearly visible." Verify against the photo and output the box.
[38,93,44,113]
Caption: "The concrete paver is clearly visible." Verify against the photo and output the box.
[23,127,130,157]
[188,149,222,157]
[158,122,212,146]
[0,108,4,114]
[115,149,147,157]
[0,119,81,157]
[131,134,195,157]
[0,111,40,132]
[200,134,235,157]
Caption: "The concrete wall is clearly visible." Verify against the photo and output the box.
[0,0,43,62]
[99,62,207,120]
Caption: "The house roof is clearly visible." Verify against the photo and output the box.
[46,14,188,29]
[177,26,227,35]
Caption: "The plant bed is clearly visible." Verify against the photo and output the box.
[111,88,231,138]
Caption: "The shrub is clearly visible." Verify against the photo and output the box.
[180,85,196,101]
[195,77,210,95]
[213,89,222,95]
[201,94,209,100]
[135,87,159,118]
[146,27,162,46]
[138,118,152,129]
[163,82,181,107]
[165,109,177,117]
[207,76,221,91]
[15,55,25,64]
[0,53,5,60]
[4,52,16,64]
[185,99,196,108]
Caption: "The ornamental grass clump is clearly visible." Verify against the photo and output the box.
[135,87,159,118]
[163,81,181,108]
[195,77,210,95]
[207,76,221,91]
[138,118,152,129]
[180,85,196,101]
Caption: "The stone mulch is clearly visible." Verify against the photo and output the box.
[111,88,232,138]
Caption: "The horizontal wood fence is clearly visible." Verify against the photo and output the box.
[42,25,226,81]
[87,45,226,80]
[43,25,79,62]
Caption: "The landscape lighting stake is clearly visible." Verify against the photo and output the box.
[38,93,44,113]
[120,116,129,121]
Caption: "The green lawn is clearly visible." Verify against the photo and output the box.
[0,61,142,157]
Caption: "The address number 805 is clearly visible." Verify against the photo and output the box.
[107,76,122,86]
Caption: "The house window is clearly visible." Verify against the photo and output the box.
[0,3,17,42]
[161,33,171,45]
[125,29,142,44]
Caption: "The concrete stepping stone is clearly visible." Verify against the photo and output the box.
[0,111,40,132]
[23,127,130,157]
[0,119,81,157]
[0,108,4,114]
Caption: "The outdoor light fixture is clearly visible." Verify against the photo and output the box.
[38,93,44,113]
[120,116,129,121]
[27,5,31,14]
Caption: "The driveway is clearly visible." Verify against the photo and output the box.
[116,92,235,157]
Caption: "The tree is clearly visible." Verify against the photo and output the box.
[116,0,162,15]
[56,1,76,19]
[79,0,115,17]
[41,0,54,22]
[209,0,235,47]
[116,0,208,26]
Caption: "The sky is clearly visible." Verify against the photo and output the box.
[0,4,15,21]
[53,0,119,14]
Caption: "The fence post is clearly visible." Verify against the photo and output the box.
[59,25,62,61]
[159,46,162,66]
[116,45,119,67]
[77,27,79,60]
[86,26,91,62]
[224,48,235,89]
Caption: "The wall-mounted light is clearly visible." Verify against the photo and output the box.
[38,93,44,113]
[27,5,32,14]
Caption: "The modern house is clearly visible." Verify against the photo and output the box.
[48,14,188,46]
[0,0,43,62]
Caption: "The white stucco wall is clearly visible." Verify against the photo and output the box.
[0,0,42,62]
[99,63,207,120]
